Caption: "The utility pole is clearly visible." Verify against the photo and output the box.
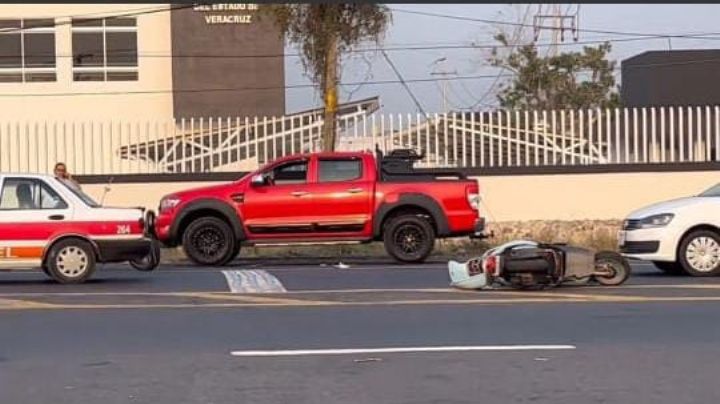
[429,57,458,113]
[532,4,580,109]
[533,4,580,55]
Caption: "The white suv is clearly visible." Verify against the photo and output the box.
[619,183,720,276]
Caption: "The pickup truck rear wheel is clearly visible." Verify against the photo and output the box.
[384,215,435,263]
[182,217,237,266]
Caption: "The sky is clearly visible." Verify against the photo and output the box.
[282,3,720,114]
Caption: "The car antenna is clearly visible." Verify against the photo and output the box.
[100,176,114,206]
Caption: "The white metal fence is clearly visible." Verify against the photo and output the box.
[1,105,719,175]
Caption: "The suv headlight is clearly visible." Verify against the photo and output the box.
[639,213,674,228]
[159,196,181,213]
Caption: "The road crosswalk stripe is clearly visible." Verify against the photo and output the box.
[221,270,287,293]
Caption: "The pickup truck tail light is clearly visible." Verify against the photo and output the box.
[465,184,480,211]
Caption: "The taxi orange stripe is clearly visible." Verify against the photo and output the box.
[0,246,44,259]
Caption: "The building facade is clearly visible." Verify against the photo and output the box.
[0,3,285,122]
[621,50,720,107]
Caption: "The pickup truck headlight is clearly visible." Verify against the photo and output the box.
[159,196,181,213]
[639,213,674,228]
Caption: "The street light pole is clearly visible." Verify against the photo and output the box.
[429,57,457,114]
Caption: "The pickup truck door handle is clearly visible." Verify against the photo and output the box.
[291,191,309,197]
[347,188,363,194]
[48,214,65,221]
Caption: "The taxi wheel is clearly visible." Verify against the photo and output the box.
[45,239,97,284]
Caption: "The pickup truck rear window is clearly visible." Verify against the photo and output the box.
[318,159,362,182]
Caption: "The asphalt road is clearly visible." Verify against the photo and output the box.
[2,260,720,404]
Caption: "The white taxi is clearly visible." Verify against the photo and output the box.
[0,174,159,283]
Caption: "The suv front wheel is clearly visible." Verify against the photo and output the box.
[182,217,238,266]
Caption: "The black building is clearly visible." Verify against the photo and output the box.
[622,49,720,107]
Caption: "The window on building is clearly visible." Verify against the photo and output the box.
[72,17,138,82]
[0,19,56,83]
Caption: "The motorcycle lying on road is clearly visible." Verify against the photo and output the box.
[448,240,631,290]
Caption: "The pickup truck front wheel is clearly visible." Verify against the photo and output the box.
[384,215,435,263]
[182,217,237,266]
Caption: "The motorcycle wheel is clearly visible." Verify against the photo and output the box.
[594,251,631,286]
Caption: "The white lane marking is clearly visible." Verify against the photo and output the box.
[221,270,287,293]
[230,345,576,357]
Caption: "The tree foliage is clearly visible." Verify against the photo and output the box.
[264,4,390,89]
[490,34,621,111]
[262,4,391,150]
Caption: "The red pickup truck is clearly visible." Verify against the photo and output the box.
[155,149,485,265]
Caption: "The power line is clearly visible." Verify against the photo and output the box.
[466,4,535,110]
[0,73,517,98]
[0,4,196,34]
[3,5,720,63]
[381,49,426,114]
[3,54,719,98]
[6,4,184,25]
[11,4,717,44]
[21,33,720,61]
[390,7,720,41]
[4,5,720,65]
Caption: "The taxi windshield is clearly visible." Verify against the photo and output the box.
[58,179,101,207]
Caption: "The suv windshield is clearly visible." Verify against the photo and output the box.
[57,179,101,207]
[699,183,720,197]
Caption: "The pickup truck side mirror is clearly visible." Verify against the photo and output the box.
[250,174,268,187]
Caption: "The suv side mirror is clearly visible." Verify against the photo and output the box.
[250,174,267,186]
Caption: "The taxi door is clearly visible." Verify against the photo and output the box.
[0,176,74,270]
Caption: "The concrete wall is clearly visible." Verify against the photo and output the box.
[80,170,720,221]
[0,4,174,121]
[476,171,719,221]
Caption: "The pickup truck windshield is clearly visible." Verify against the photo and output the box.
[699,183,720,197]
[58,179,101,207]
